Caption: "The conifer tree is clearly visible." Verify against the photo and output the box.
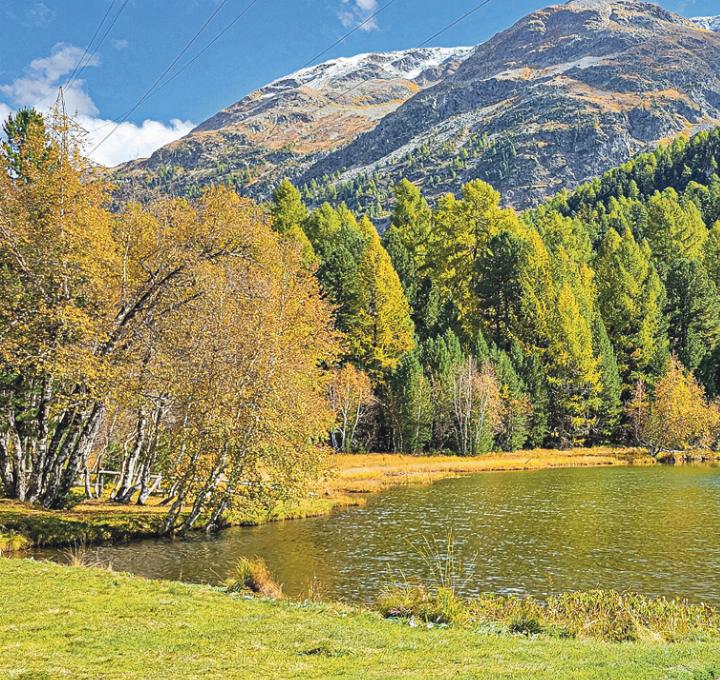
[520,349,550,447]
[592,315,623,442]
[354,217,415,381]
[270,179,308,234]
[492,348,531,451]
[422,330,464,450]
[2,108,47,177]
[387,352,432,453]
[644,189,707,275]
[388,178,432,261]
[595,228,668,388]
[703,220,720,290]
[473,328,491,366]
[428,180,521,341]
[546,283,602,445]
[475,229,527,348]
[303,202,341,247]
[384,182,448,340]
[664,258,720,372]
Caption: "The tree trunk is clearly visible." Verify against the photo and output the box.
[0,431,13,496]
[41,403,105,509]
[113,412,149,503]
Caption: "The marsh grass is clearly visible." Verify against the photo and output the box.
[379,529,477,625]
[61,541,110,569]
[225,557,284,600]
[328,447,652,495]
[378,587,720,643]
[304,576,329,603]
[0,531,31,555]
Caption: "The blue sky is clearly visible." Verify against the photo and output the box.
[1,0,718,165]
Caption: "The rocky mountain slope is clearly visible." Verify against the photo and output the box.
[112,47,472,202]
[302,0,720,211]
[115,1,720,213]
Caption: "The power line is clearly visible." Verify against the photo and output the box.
[417,0,493,49]
[90,0,492,160]
[90,0,229,155]
[64,0,117,89]
[104,0,395,119]
[322,0,494,111]
[298,0,400,73]
[65,0,130,91]
[151,0,262,98]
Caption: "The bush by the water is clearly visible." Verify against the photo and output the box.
[225,557,284,600]
[0,531,30,554]
[378,585,720,642]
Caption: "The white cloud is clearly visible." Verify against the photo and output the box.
[1,43,100,117]
[0,102,13,126]
[24,2,55,27]
[113,39,129,50]
[0,43,194,167]
[339,0,380,31]
[79,116,194,167]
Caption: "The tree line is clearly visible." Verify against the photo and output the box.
[2,108,720,516]
[271,129,720,456]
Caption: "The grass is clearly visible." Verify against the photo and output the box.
[0,447,653,549]
[0,531,31,554]
[0,498,170,548]
[2,558,720,679]
[377,585,720,643]
[225,557,284,599]
[325,446,653,495]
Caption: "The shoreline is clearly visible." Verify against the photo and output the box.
[2,558,720,679]
[0,447,656,551]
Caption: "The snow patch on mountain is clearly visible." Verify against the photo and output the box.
[271,47,473,91]
[692,16,720,32]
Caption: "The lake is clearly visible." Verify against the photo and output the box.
[32,465,720,605]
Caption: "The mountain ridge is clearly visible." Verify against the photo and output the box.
[299,0,720,210]
[113,46,472,203]
[114,1,720,213]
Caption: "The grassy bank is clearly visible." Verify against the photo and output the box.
[1,558,719,679]
[326,446,652,495]
[0,447,652,549]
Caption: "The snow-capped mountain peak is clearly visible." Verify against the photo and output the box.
[272,47,474,91]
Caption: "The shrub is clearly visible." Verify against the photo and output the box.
[225,557,283,600]
[378,585,470,625]
[0,531,31,554]
[508,615,544,636]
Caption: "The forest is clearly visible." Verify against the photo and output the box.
[273,129,720,458]
[3,109,720,523]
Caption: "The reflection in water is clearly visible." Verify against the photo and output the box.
[33,465,720,605]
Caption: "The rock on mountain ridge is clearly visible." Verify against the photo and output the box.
[114,0,720,212]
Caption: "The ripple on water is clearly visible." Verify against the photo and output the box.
[32,465,720,605]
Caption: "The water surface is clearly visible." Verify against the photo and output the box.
[34,465,720,604]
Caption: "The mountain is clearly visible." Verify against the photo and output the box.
[112,47,472,202]
[301,0,720,211]
[114,0,720,213]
